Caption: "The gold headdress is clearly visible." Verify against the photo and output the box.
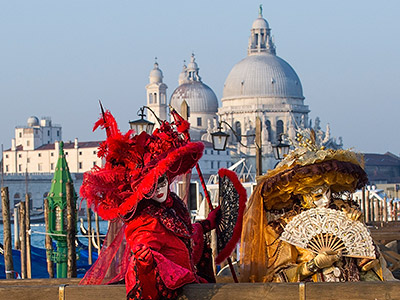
[260,130,367,211]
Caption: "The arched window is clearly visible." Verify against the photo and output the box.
[235,121,242,142]
[149,93,153,104]
[276,120,284,141]
[154,93,157,104]
[265,120,272,142]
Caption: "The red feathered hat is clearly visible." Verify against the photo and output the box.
[80,110,204,220]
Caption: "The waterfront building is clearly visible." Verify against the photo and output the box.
[1,116,102,211]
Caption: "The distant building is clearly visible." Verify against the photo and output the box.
[1,116,102,211]
[363,152,400,200]
[15,116,61,151]
[3,117,102,174]
[364,152,400,184]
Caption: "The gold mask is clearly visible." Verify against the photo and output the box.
[302,184,331,209]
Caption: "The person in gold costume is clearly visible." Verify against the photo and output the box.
[240,131,396,283]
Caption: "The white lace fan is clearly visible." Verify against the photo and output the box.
[280,208,376,259]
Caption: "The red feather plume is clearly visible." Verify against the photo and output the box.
[80,110,204,220]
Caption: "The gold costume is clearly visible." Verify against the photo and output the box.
[240,131,394,283]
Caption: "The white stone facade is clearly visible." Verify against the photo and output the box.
[1,117,103,211]
[3,139,103,175]
[219,11,309,152]
[14,116,61,151]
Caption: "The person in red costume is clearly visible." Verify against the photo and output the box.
[80,111,220,300]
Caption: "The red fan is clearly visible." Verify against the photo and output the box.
[215,169,247,264]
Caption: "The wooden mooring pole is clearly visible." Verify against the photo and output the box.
[361,187,366,223]
[389,199,394,221]
[13,206,20,250]
[1,187,14,279]
[25,194,32,278]
[66,182,77,278]
[373,198,379,222]
[19,201,27,279]
[95,212,101,254]
[383,197,388,222]
[44,198,54,278]
[365,190,370,223]
[86,204,93,265]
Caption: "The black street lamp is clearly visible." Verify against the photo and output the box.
[129,106,162,135]
[211,118,262,177]
[211,126,230,151]
[272,134,290,160]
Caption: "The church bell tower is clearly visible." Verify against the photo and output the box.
[146,59,168,127]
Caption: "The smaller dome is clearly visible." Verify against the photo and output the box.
[252,17,269,29]
[170,82,218,113]
[149,62,163,84]
[27,116,39,127]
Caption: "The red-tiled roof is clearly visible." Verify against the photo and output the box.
[4,145,24,151]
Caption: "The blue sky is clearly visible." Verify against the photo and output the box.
[0,1,399,154]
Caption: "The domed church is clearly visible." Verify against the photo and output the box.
[220,7,308,146]
[145,7,341,175]
[170,54,219,141]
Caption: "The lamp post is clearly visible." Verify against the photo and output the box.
[46,141,77,278]
[129,106,164,135]
[129,107,155,134]
[211,117,263,177]
[210,129,230,151]
[272,134,290,161]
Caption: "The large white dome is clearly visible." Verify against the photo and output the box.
[170,81,218,113]
[222,54,304,100]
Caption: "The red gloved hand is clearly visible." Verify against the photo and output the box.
[132,244,154,271]
[206,206,221,230]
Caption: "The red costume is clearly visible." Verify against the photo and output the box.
[80,111,217,299]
